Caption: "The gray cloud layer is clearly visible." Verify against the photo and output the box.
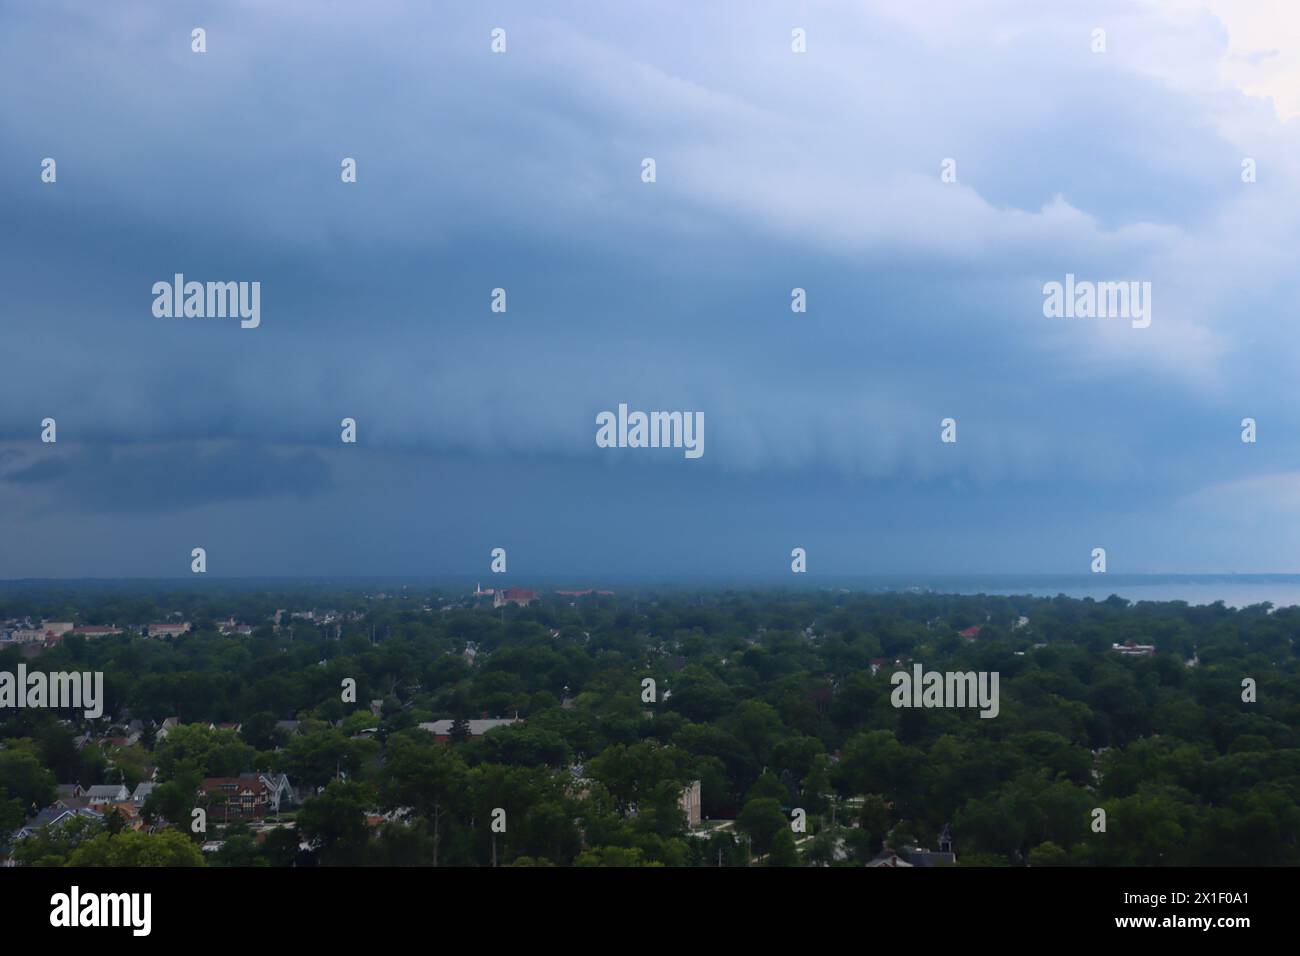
[2,0,1299,576]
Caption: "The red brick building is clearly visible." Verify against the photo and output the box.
[199,776,272,818]
[493,587,537,608]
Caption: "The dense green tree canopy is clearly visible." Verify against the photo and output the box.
[4,584,1299,866]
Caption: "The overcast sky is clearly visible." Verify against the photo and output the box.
[3,0,1300,579]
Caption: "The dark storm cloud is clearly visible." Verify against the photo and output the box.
[2,444,332,513]
[1,0,1299,575]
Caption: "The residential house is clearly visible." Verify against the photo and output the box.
[12,805,103,842]
[565,763,590,800]
[1112,641,1156,657]
[147,622,191,638]
[259,773,297,813]
[903,825,957,866]
[55,784,84,802]
[418,717,521,743]
[199,777,273,818]
[105,802,146,832]
[84,784,130,807]
[678,779,702,828]
[198,774,296,818]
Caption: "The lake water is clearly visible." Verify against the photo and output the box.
[890,576,1300,609]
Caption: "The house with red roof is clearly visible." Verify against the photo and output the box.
[75,625,123,638]
[493,587,537,608]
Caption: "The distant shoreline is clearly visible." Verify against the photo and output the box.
[1,573,1300,609]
